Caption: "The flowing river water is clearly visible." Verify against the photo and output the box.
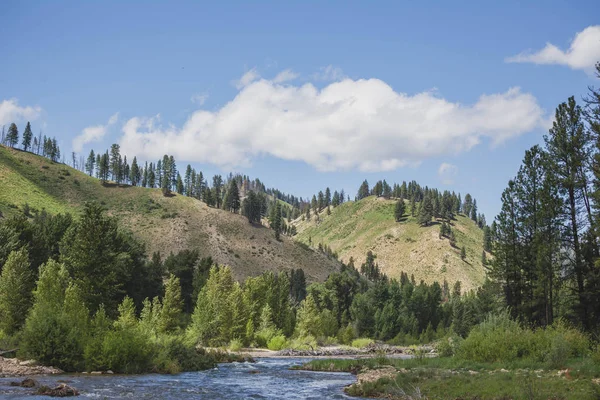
[0,358,364,399]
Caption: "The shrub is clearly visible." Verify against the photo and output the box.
[351,338,374,348]
[153,336,215,373]
[436,334,463,357]
[101,329,153,374]
[457,311,527,362]
[545,334,570,369]
[457,312,590,363]
[267,335,287,351]
[229,338,243,352]
[288,336,318,351]
[337,324,354,345]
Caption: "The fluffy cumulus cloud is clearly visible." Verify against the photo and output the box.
[0,99,42,126]
[506,25,600,72]
[119,71,546,172]
[438,163,458,185]
[72,113,119,153]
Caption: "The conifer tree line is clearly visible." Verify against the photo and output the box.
[355,178,485,229]
[1,121,62,162]
[490,62,600,332]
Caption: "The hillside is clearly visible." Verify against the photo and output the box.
[0,145,340,282]
[293,196,487,292]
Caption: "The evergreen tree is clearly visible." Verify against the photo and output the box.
[0,248,34,335]
[129,156,141,186]
[109,144,121,183]
[85,150,95,176]
[211,175,223,208]
[224,180,241,213]
[22,121,32,151]
[176,173,184,194]
[470,199,478,222]
[184,165,193,196]
[394,199,405,221]
[357,180,370,200]
[418,194,433,226]
[6,123,18,148]
[544,96,594,328]
[270,203,282,240]
[332,191,340,207]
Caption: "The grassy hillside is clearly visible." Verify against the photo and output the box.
[293,196,487,292]
[0,145,340,282]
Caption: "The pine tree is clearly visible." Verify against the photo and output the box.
[394,199,405,221]
[460,246,466,261]
[357,180,369,200]
[470,199,478,222]
[418,194,433,226]
[184,165,193,196]
[545,96,593,328]
[270,203,282,240]
[0,248,34,335]
[6,123,18,148]
[22,121,32,151]
[85,150,95,176]
[176,173,184,194]
[224,180,241,213]
[212,175,223,208]
[332,191,340,207]
[129,156,141,186]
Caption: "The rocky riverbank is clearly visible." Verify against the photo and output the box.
[239,344,431,359]
[0,357,62,378]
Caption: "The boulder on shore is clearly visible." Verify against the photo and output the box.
[36,383,79,397]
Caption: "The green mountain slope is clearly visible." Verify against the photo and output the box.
[293,196,487,292]
[0,145,339,282]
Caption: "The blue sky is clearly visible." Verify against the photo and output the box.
[1,1,599,220]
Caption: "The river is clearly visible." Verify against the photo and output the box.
[0,358,363,399]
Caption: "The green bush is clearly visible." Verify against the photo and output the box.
[267,335,287,350]
[545,334,570,369]
[153,336,215,373]
[287,336,318,350]
[351,338,374,348]
[457,312,590,364]
[229,338,243,352]
[436,334,463,357]
[101,329,153,374]
[337,324,354,345]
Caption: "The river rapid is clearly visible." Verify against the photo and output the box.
[0,358,363,399]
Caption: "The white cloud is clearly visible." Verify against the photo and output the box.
[191,93,209,105]
[312,65,346,81]
[506,25,600,72]
[0,99,42,126]
[118,72,546,172]
[72,112,119,153]
[233,68,260,89]
[273,69,299,83]
[438,163,458,185]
